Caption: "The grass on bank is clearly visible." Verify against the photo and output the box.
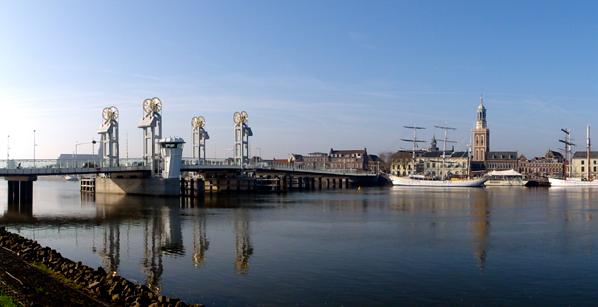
[0,290,17,307]
[31,262,85,293]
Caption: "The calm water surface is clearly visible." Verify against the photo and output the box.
[1,180,598,306]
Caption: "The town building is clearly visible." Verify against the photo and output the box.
[288,148,375,171]
[327,148,369,170]
[571,151,598,178]
[419,151,470,178]
[485,151,519,171]
[469,97,519,172]
[472,96,490,162]
[389,135,470,178]
[518,150,564,178]
[301,152,328,169]
[389,150,418,176]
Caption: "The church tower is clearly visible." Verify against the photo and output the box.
[472,96,490,161]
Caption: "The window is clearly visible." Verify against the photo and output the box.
[582,160,585,165]
[582,167,585,172]
[594,167,596,172]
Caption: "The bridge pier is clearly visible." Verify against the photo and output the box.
[6,176,37,207]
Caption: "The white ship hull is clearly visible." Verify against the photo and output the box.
[484,179,528,186]
[548,177,598,187]
[390,176,486,187]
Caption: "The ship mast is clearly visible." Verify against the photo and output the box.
[559,128,574,179]
[434,125,457,180]
[587,125,591,180]
[401,126,426,175]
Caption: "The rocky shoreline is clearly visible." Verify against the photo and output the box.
[0,227,203,307]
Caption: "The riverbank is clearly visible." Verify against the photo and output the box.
[0,227,203,307]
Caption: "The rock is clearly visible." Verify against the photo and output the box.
[111,294,121,302]
[88,281,100,289]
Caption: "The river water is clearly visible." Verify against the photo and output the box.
[1,181,598,306]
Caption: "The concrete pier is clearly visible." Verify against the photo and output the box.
[6,176,37,206]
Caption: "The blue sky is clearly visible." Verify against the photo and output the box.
[1,0,598,159]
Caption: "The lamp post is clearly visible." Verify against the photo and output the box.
[33,129,37,167]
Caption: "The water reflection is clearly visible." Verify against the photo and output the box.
[6,184,598,305]
[234,209,253,274]
[192,212,209,267]
[99,221,120,273]
[471,190,489,270]
[6,201,33,219]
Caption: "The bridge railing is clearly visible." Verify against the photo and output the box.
[181,158,237,166]
[258,161,379,175]
[0,159,149,170]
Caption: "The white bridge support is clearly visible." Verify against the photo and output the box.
[192,116,209,164]
[233,111,253,167]
[138,97,163,175]
[98,106,120,167]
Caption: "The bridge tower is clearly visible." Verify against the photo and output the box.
[233,111,253,167]
[98,106,120,167]
[192,116,209,164]
[138,97,163,175]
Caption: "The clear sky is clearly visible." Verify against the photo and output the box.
[1,0,598,159]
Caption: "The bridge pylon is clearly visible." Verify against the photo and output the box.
[233,111,252,167]
[98,106,120,167]
[138,97,163,175]
[192,116,209,164]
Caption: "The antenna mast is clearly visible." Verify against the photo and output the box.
[401,126,426,175]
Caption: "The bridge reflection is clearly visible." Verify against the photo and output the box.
[1,193,256,291]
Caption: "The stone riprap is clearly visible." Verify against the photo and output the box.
[0,227,203,307]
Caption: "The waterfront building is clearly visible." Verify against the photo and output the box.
[288,148,375,171]
[519,150,564,178]
[301,152,328,169]
[419,151,470,178]
[472,96,490,162]
[389,149,469,178]
[485,151,519,171]
[367,154,382,172]
[389,150,418,176]
[327,148,369,170]
[570,151,598,178]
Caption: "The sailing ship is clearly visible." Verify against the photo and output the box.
[390,125,486,187]
[548,125,598,187]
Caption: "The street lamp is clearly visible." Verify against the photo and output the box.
[33,129,37,167]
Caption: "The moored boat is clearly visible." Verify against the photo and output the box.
[548,125,598,187]
[548,177,598,187]
[64,175,79,182]
[484,169,528,186]
[390,175,486,187]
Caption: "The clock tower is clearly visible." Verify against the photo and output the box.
[472,96,490,161]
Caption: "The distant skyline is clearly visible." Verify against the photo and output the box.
[1,1,598,159]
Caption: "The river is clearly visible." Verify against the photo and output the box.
[1,180,598,306]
